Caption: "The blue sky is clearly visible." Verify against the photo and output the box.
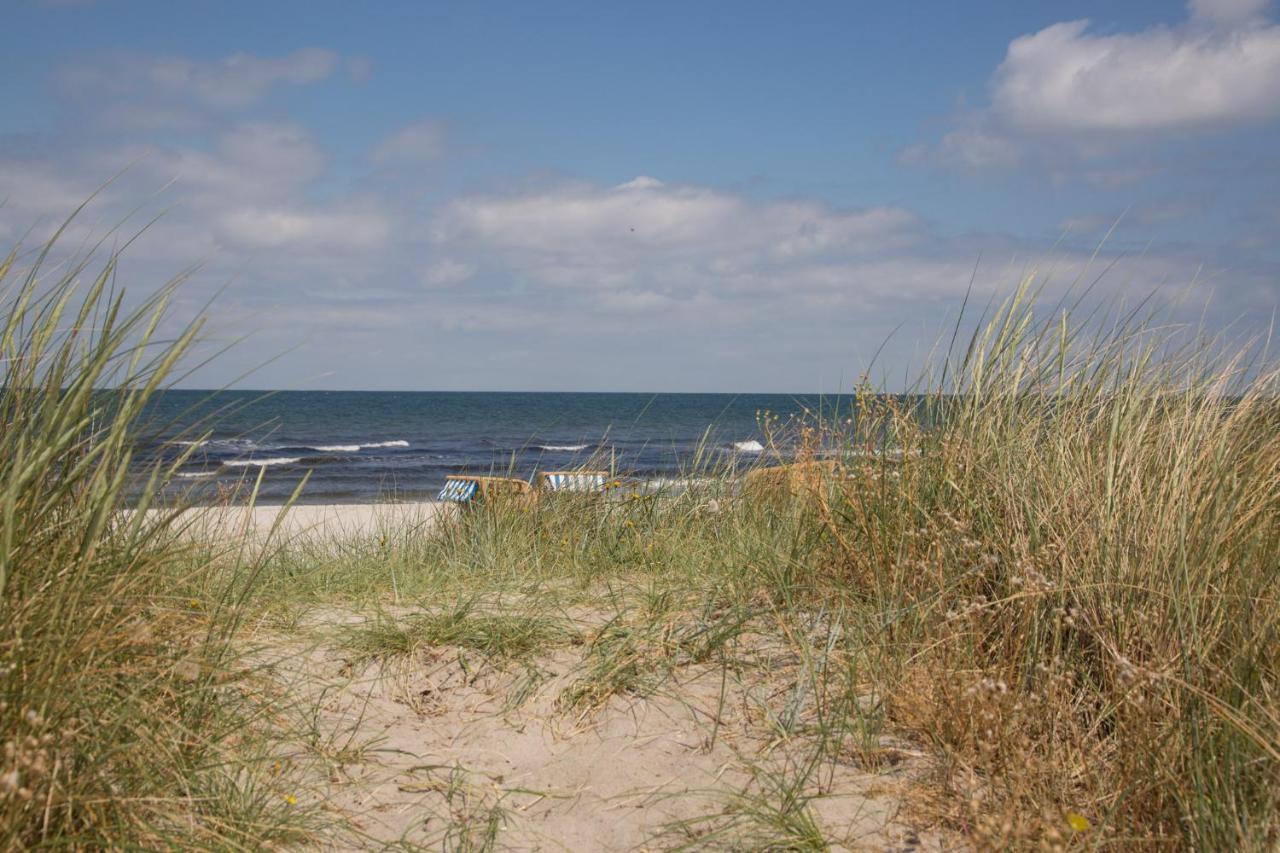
[2,0,1278,391]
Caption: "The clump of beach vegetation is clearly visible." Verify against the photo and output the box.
[0,224,314,848]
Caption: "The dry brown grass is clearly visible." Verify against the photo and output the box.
[799,281,1280,847]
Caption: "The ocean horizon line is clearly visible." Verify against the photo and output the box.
[163,387,867,396]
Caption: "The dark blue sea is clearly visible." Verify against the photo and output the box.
[134,390,856,504]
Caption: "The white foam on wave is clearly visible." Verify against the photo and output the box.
[538,444,589,452]
[223,457,300,468]
[175,438,258,451]
[305,439,409,452]
[176,470,217,479]
[732,440,765,453]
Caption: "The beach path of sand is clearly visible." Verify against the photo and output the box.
[249,606,948,851]
[172,504,952,848]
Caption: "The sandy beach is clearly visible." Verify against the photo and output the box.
[167,501,450,540]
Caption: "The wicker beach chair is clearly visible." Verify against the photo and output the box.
[534,470,611,493]
[437,475,532,506]
[741,459,844,500]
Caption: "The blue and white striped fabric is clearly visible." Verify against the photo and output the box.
[541,472,607,492]
[437,477,479,503]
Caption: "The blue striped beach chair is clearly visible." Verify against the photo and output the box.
[437,476,480,503]
[535,470,610,493]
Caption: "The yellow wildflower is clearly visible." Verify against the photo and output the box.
[1065,811,1090,832]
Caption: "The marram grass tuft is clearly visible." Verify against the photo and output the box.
[0,224,311,848]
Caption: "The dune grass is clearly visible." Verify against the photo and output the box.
[342,601,571,664]
[0,232,313,847]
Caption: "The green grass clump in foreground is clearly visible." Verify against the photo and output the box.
[343,601,570,663]
[250,276,1280,848]
[0,229,310,848]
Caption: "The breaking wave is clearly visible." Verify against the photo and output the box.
[732,440,765,453]
[223,457,300,468]
[537,444,589,452]
[309,439,409,452]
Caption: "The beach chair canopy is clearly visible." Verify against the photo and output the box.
[437,477,479,503]
[537,471,609,492]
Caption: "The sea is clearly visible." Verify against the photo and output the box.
[134,390,856,504]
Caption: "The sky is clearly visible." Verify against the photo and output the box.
[2,0,1278,392]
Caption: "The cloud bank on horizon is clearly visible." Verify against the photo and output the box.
[1,0,1277,391]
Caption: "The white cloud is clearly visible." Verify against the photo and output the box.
[435,178,920,267]
[900,123,1022,170]
[81,121,328,207]
[1189,0,1272,24]
[1060,199,1208,235]
[0,116,392,267]
[421,259,475,288]
[214,122,328,189]
[57,48,341,111]
[370,120,448,165]
[217,206,390,250]
[427,175,1217,336]
[993,16,1280,133]
[906,1,1280,171]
